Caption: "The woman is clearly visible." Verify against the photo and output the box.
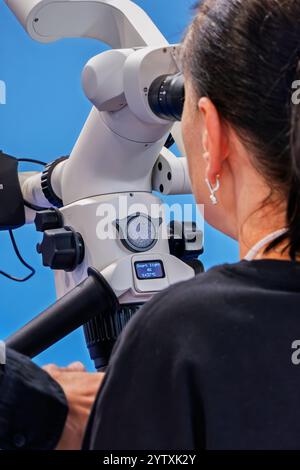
[84,0,300,449]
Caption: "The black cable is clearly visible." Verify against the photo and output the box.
[0,156,46,282]
[18,157,48,211]
[17,158,46,166]
[24,200,47,212]
[0,230,36,282]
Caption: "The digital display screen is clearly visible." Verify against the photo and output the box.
[135,261,165,280]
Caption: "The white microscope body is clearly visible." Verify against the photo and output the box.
[4,0,203,367]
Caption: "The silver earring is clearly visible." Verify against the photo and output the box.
[205,176,220,205]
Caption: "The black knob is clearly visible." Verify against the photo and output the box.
[184,259,205,275]
[37,226,84,272]
[168,221,204,262]
[34,208,63,232]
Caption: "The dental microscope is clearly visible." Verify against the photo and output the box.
[1,0,203,370]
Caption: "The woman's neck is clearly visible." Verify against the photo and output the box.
[238,202,289,261]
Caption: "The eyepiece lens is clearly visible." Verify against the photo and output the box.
[148,73,185,122]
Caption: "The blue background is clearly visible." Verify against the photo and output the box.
[0,0,238,370]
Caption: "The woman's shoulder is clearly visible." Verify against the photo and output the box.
[123,261,251,344]
[112,262,255,370]
[145,261,249,315]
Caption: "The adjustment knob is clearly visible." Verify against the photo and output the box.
[168,221,204,261]
[37,227,85,272]
[34,208,63,232]
[41,156,68,208]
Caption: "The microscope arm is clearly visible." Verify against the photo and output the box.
[19,158,66,223]
[4,0,167,48]
[4,0,185,158]
[5,1,186,210]
[19,148,193,226]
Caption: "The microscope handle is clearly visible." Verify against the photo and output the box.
[5,268,119,358]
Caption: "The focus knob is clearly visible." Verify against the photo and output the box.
[37,227,84,272]
[41,156,68,208]
[34,208,63,232]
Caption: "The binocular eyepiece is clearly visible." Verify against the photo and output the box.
[148,73,185,122]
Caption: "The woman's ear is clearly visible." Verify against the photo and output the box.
[198,97,229,184]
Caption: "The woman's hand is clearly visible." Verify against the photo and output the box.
[43,362,105,450]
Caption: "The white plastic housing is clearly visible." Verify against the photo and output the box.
[54,193,194,303]
[60,107,170,205]
[82,49,133,112]
[82,45,181,126]
[4,0,167,48]
[152,147,192,195]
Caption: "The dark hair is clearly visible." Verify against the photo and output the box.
[182,0,300,259]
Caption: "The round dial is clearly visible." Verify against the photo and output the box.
[126,215,157,252]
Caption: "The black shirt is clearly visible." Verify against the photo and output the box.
[0,348,68,450]
[85,260,300,450]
